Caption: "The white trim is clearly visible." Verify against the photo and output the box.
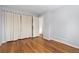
[0,40,8,46]
[43,35,50,40]
[43,35,79,49]
[0,36,39,46]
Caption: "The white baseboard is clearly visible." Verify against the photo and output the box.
[0,40,7,46]
[0,36,39,46]
[43,35,79,49]
[43,35,50,40]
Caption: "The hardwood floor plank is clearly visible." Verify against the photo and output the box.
[0,37,79,53]
[49,40,79,53]
[21,39,36,53]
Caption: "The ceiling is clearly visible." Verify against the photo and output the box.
[1,5,63,16]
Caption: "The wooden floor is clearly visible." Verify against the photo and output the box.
[0,37,79,53]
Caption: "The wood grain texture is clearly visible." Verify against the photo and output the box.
[0,37,79,53]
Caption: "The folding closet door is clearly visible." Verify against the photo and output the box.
[4,12,14,42]
[0,9,2,43]
[1,10,39,43]
[13,13,20,40]
[33,16,39,37]
[1,11,5,43]
[21,15,32,38]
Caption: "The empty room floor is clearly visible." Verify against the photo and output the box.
[0,37,79,53]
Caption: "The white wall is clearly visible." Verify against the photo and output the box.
[39,16,44,34]
[33,16,39,37]
[43,6,79,48]
[43,12,53,40]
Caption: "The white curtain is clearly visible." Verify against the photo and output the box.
[0,9,39,44]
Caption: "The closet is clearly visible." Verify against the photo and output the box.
[0,9,39,44]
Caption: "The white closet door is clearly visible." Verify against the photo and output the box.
[5,12,13,41]
[0,9,2,43]
[13,14,20,40]
[33,16,39,37]
[21,15,32,38]
[2,11,5,43]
